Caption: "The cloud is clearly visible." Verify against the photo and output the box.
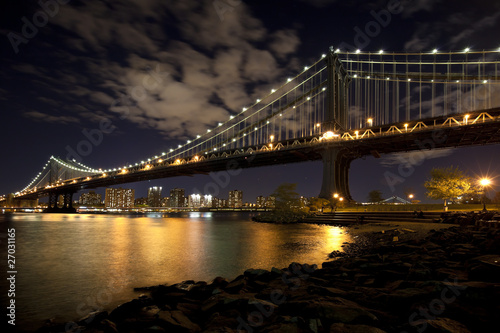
[404,7,500,51]
[24,0,303,143]
[24,111,79,124]
[379,148,455,167]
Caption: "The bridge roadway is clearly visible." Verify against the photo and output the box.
[13,107,500,200]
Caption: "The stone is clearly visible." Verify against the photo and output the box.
[157,310,201,332]
[329,323,387,333]
[425,317,471,333]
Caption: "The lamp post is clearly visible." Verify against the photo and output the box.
[479,178,491,211]
[408,194,414,204]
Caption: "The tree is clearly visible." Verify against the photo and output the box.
[367,190,383,203]
[493,191,500,204]
[424,166,473,209]
[308,197,331,212]
[271,183,300,211]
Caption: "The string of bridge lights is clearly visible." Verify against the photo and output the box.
[124,47,499,170]
[97,54,329,174]
[10,47,500,197]
[18,156,99,194]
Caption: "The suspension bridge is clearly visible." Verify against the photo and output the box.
[2,47,500,212]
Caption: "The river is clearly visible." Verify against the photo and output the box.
[0,212,350,331]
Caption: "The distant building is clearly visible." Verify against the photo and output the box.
[147,186,162,207]
[228,190,243,208]
[265,196,276,209]
[134,197,148,206]
[211,197,227,208]
[256,195,266,208]
[169,188,185,208]
[188,194,213,208]
[105,188,135,208]
[161,197,170,207]
[79,191,102,206]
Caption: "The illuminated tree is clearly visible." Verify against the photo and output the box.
[424,166,473,209]
[271,183,300,211]
[367,190,383,203]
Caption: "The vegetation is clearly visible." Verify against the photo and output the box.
[367,190,383,203]
[271,183,300,211]
[253,183,310,223]
[424,166,475,209]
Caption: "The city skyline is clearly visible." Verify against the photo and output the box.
[1,1,499,203]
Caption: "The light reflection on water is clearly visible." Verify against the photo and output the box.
[1,212,350,331]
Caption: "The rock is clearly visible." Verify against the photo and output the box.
[157,310,201,332]
[329,323,387,333]
[109,297,154,322]
[77,311,108,327]
[467,254,500,282]
[224,278,247,293]
[424,317,471,333]
[209,276,229,289]
[307,285,348,297]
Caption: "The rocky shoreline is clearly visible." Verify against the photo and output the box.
[37,216,499,333]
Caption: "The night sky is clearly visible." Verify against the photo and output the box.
[1,0,499,203]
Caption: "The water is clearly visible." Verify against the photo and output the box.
[0,212,350,331]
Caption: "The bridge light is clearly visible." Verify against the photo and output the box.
[207,129,211,132]
[243,107,247,111]
[339,197,344,202]
[254,127,258,130]
[287,78,292,82]
[270,135,275,142]
[178,145,182,148]
[367,118,373,126]
[145,164,152,169]
[355,130,359,138]
[230,115,234,120]
[386,77,390,80]
[121,169,127,174]
[158,159,163,163]
[483,80,488,83]
[322,54,326,58]
[464,47,470,53]
[170,149,174,152]
[456,80,460,83]
[353,74,357,78]
[102,173,107,177]
[404,123,409,131]
[378,50,384,54]
[333,193,339,198]
[432,48,438,54]
[256,99,261,103]
[175,159,180,165]
[218,123,223,126]
[233,138,236,142]
[367,76,370,79]
[304,66,308,71]
[271,89,276,93]
[355,49,360,54]
[408,78,411,81]
[464,114,470,124]
[316,123,321,128]
[194,156,199,161]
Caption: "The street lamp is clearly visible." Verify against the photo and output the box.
[479,178,491,211]
[367,118,373,127]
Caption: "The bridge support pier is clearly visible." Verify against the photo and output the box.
[44,191,77,213]
[319,148,353,201]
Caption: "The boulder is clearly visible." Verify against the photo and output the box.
[156,310,201,332]
[329,323,387,333]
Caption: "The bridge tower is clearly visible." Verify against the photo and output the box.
[44,158,77,213]
[319,48,353,200]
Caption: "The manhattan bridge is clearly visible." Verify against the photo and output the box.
[2,47,500,212]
